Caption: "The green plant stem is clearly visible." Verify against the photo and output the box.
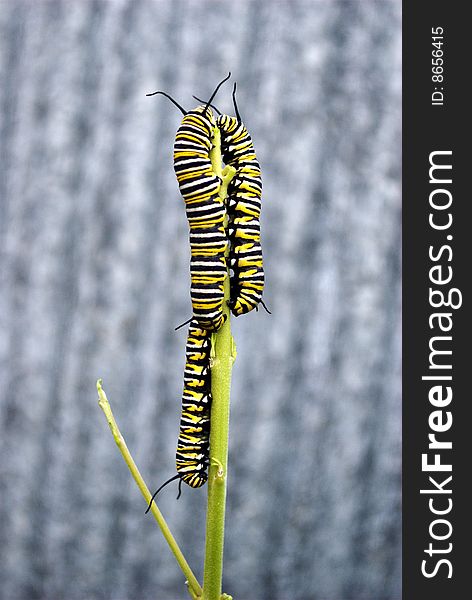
[96,379,202,600]
[202,127,237,600]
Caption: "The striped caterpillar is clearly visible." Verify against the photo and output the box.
[195,84,265,315]
[218,89,264,316]
[173,104,227,332]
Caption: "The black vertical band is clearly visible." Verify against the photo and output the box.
[403,2,468,598]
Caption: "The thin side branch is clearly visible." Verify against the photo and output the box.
[96,379,203,600]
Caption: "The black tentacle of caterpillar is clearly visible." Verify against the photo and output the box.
[192,95,222,115]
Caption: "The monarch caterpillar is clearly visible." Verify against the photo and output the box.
[149,75,231,332]
[145,320,211,508]
[218,86,264,316]
[193,85,266,316]
[175,320,212,488]
[145,75,266,509]
[174,105,227,332]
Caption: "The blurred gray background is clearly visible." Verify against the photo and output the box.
[0,1,401,599]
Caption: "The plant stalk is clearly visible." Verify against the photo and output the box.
[96,379,203,600]
[202,126,237,600]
